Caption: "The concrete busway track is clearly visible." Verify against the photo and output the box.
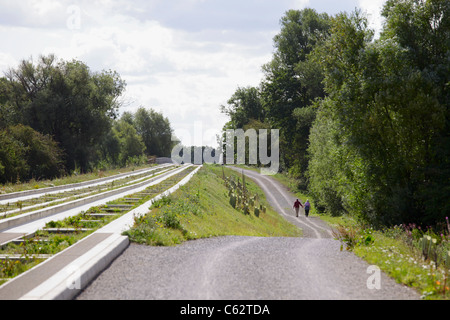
[0,163,174,206]
[0,164,177,234]
[0,164,175,220]
[0,164,202,300]
[0,164,186,243]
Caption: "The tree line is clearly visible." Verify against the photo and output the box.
[0,54,173,184]
[221,0,449,227]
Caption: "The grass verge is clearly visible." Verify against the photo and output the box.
[255,167,450,300]
[123,165,302,246]
[322,219,450,300]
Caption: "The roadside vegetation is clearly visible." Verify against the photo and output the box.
[328,216,450,300]
[219,0,449,301]
[269,169,450,300]
[124,165,302,246]
[221,0,449,229]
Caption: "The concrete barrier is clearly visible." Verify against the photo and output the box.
[0,166,187,233]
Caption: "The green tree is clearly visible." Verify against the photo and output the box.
[0,125,64,183]
[307,102,352,216]
[220,86,264,129]
[0,77,19,129]
[4,54,126,172]
[381,0,450,225]
[260,8,331,177]
[98,128,121,167]
[113,117,146,167]
[308,2,449,226]
[0,129,28,184]
[134,107,173,157]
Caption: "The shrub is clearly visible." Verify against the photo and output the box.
[8,125,65,180]
[0,125,64,183]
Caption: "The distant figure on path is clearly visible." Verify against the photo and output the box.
[304,200,311,217]
[293,199,303,217]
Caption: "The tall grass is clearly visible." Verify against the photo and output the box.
[124,165,302,246]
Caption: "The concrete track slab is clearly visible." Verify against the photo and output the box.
[0,165,202,300]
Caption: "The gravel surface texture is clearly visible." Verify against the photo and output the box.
[76,167,421,300]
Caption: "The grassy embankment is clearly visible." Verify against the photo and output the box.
[124,165,302,246]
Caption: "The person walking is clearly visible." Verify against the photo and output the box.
[304,199,311,217]
[293,199,303,217]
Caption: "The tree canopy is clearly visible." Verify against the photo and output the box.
[0,54,174,183]
[221,0,449,227]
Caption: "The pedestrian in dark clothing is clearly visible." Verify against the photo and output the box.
[293,199,303,217]
[304,200,311,217]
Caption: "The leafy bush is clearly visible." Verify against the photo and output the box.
[332,223,375,251]
[0,129,28,183]
[0,125,64,183]
[151,196,173,209]
[8,125,65,180]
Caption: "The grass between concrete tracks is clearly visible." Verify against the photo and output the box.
[0,166,191,285]
[0,163,156,195]
[124,165,302,247]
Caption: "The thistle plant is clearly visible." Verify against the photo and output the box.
[446,250,450,270]
[222,171,265,217]
[254,206,260,217]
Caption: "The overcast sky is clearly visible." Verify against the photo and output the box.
[0,0,386,147]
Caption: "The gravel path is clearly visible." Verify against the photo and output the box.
[76,167,421,300]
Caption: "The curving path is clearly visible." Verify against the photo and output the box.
[229,167,334,239]
[76,166,420,300]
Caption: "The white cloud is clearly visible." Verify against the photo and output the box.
[1,0,386,147]
[291,0,311,9]
[358,0,387,36]
[0,52,17,74]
